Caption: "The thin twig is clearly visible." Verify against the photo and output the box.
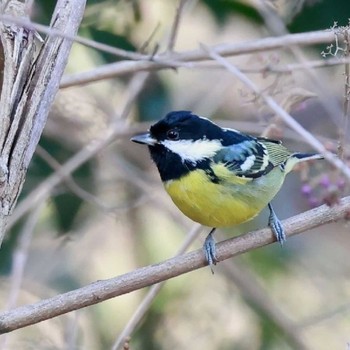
[111,224,202,350]
[0,201,43,350]
[0,14,149,61]
[139,22,161,54]
[0,196,349,333]
[5,205,42,308]
[166,0,189,52]
[65,312,79,350]
[35,145,111,211]
[222,262,311,350]
[298,302,350,329]
[243,56,350,74]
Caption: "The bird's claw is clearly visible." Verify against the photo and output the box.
[268,203,286,245]
[203,230,217,273]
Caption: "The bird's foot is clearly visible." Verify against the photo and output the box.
[268,203,286,245]
[203,228,217,273]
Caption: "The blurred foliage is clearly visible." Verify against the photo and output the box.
[33,0,56,24]
[0,223,21,275]
[86,27,136,62]
[259,318,287,350]
[288,0,350,32]
[240,244,292,278]
[52,192,84,233]
[137,74,171,122]
[200,0,263,25]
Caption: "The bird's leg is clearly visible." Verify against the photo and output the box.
[268,203,286,245]
[203,227,217,271]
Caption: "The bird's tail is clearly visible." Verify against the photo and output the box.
[284,153,323,173]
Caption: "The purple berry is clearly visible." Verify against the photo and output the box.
[337,178,346,190]
[308,196,320,208]
[320,175,331,188]
[301,184,312,196]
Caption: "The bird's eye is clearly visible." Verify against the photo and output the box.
[167,129,179,140]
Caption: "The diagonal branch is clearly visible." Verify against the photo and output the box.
[0,196,349,334]
[221,262,311,350]
[203,45,350,181]
[111,224,202,350]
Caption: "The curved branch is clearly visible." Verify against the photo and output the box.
[0,196,349,333]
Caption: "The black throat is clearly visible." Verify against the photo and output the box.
[148,144,219,183]
[148,144,190,181]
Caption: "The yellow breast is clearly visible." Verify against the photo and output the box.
[164,165,285,228]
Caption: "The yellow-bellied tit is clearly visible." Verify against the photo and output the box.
[131,111,323,267]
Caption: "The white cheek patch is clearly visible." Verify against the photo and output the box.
[161,139,222,163]
[239,154,256,171]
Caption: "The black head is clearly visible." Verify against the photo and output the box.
[130,111,248,181]
[149,110,223,143]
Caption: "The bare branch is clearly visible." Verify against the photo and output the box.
[242,56,350,74]
[0,14,336,69]
[60,29,336,88]
[0,197,349,334]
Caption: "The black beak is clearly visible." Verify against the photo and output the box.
[130,133,157,146]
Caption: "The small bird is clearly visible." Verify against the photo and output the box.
[131,111,322,267]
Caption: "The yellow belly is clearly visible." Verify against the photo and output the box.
[164,166,285,228]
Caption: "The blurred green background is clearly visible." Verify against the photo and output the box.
[1,0,350,349]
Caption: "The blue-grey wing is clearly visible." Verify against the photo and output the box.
[213,138,290,178]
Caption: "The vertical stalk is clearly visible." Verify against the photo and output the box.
[339,29,350,159]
